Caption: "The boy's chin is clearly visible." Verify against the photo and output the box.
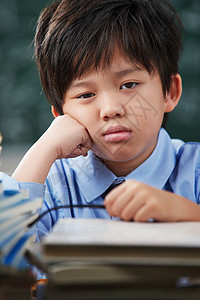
[92,144,134,162]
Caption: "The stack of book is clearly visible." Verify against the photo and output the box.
[0,177,42,299]
[26,218,200,300]
[0,180,42,269]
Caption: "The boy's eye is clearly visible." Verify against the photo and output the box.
[77,93,95,99]
[120,82,137,90]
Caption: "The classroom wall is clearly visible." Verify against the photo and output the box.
[0,0,200,145]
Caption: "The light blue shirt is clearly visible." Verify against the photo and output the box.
[1,128,200,242]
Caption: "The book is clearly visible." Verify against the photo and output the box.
[0,212,37,232]
[0,197,42,220]
[3,233,36,269]
[26,244,143,285]
[41,218,200,265]
[0,213,38,251]
[0,189,29,208]
[0,180,42,270]
[25,218,200,298]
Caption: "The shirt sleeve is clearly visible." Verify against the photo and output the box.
[19,182,45,200]
[0,172,45,198]
[35,176,61,242]
[0,172,20,190]
[171,143,200,204]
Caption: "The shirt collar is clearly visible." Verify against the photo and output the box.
[68,128,177,202]
[126,128,177,188]
[68,151,116,202]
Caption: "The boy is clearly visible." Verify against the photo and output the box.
[2,0,200,241]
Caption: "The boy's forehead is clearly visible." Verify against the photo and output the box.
[73,52,143,82]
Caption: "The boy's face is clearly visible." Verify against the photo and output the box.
[62,50,178,173]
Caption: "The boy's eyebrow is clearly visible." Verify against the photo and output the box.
[111,66,142,77]
[70,67,142,89]
[70,81,94,89]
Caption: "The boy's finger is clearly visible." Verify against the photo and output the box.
[120,197,145,221]
[104,180,138,204]
[107,191,133,217]
[134,204,154,222]
[103,181,127,204]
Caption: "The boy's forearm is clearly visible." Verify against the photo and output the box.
[12,115,92,184]
[12,137,57,184]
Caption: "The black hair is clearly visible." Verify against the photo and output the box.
[35,0,183,126]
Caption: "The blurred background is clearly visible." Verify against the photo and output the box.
[0,0,200,174]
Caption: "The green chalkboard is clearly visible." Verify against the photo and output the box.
[168,0,200,141]
[0,0,200,144]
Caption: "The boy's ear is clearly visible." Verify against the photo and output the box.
[51,106,60,118]
[164,73,182,113]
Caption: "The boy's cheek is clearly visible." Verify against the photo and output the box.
[64,106,93,127]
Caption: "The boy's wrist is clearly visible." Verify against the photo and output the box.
[37,134,59,162]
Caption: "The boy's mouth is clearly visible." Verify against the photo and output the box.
[102,125,132,142]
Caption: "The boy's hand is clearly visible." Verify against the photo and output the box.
[12,114,92,184]
[104,180,200,222]
[43,114,92,160]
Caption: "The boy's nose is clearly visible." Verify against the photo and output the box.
[100,95,125,121]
